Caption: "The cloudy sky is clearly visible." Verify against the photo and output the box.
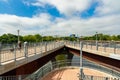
[0,0,120,36]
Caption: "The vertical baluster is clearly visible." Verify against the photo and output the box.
[114,42,116,54]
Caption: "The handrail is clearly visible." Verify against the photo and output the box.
[0,41,120,65]
[0,59,120,80]
[0,41,64,65]
[25,59,120,80]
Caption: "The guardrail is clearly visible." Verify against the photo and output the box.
[0,41,64,65]
[65,41,120,54]
[26,59,120,80]
[0,59,120,80]
[0,41,120,65]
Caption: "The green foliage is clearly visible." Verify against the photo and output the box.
[0,33,18,43]
[55,54,66,67]
[0,33,120,44]
[43,36,55,41]
[82,33,120,41]
[55,54,66,61]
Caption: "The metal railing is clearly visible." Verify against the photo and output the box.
[0,59,120,80]
[0,41,64,65]
[65,41,120,55]
[0,41,120,65]
[25,59,120,80]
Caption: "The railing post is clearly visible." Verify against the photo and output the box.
[35,74,38,80]
[114,42,116,54]
[13,45,16,61]
[104,43,106,52]
[91,42,92,49]
[24,42,28,58]
[86,42,87,49]
[105,77,108,80]
[18,75,22,80]
[45,42,47,52]
[80,41,84,80]
[34,43,36,54]
[91,76,93,80]
[96,41,98,51]
[0,76,2,80]
[41,42,42,54]
[0,42,1,65]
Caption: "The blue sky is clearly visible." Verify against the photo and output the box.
[0,0,62,17]
[0,0,120,36]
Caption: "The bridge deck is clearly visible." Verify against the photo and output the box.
[0,41,120,75]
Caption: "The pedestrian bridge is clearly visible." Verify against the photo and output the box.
[0,41,120,78]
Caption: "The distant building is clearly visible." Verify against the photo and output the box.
[70,34,76,37]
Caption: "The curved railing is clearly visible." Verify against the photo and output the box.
[24,59,120,80]
[0,59,120,80]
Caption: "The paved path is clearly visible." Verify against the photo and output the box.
[41,68,113,80]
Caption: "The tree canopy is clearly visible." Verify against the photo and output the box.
[0,33,120,44]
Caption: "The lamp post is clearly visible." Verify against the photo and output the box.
[96,32,98,51]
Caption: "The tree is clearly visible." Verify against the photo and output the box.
[34,34,42,42]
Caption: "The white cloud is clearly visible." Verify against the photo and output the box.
[0,0,120,36]
[30,0,120,17]
[95,0,120,16]
[29,0,93,16]
[0,13,120,36]
[0,13,52,35]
